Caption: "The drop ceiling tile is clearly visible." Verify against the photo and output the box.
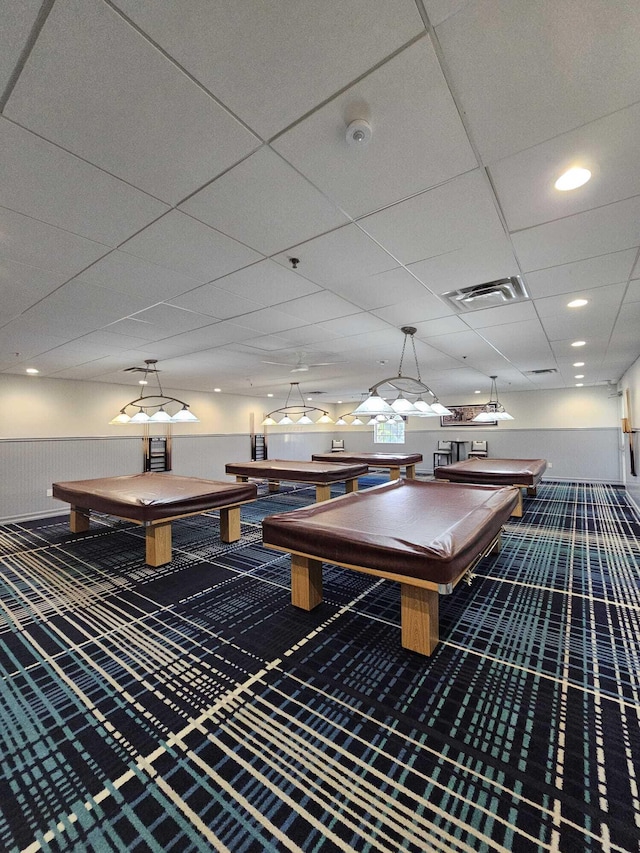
[0,2,42,90]
[413,316,470,337]
[237,336,298,353]
[180,147,349,255]
[359,170,506,265]
[227,307,307,335]
[479,320,555,367]
[436,0,640,162]
[490,104,640,231]
[534,282,627,319]
[20,280,152,337]
[524,250,637,299]
[115,304,218,338]
[113,0,424,139]
[408,235,520,295]
[422,0,473,26]
[612,301,640,338]
[316,313,389,338]
[77,251,201,302]
[462,301,537,329]
[50,356,145,380]
[136,322,257,355]
[74,329,154,353]
[214,260,320,306]
[0,321,68,366]
[0,207,110,276]
[24,340,119,369]
[624,280,640,303]
[549,336,608,362]
[270,325,333,348]
[4,0,260,202]
[540,306,617,343]
[273,224,396,287]
[372,292,452,326]
[278,291,360,323]
[325,328,409,355]
[512,196,640,272]
[0,119,169,246]
[426,329,507,362]
[167,284,263,320]
[329,268,431,311]
[0,258,68,323]
[273,39,476,219]
[120,211,262,282]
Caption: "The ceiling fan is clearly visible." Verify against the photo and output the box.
[261,352,345,373]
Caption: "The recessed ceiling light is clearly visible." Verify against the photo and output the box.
[26,367,39,374]
[567,298,588,308]
[554,167,591,191]
[267,393,274,398]
[474,390,481,394]
[138,379,148,385]
[575,383,584,387]
[573,361,584,367]
[571,340,586,347]
[575,374,584,379]
[214,388,221,392]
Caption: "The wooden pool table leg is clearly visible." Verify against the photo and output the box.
[389,467,401,480]
[345,477,359,494]
[146,521,172,567]
[405,464,416,479]
[268,480,280,493]
[70,506,90,533]
[235,475,248,483]
[315,484,331,502]
[527,485,537,496]
[401,583,439,656]
[220,506,241,542]
[511,489,524,517]
[291,554,323,610]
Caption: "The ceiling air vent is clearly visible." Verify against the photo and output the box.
[443,276,528,312]
[525,369,558,375]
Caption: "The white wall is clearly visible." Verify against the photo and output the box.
[619,353,640,510]
[0,373,282,438]
[0,373,627,522]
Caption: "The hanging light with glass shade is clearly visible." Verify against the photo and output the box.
[351,326,451,418]
[109,359,199,425]
[472,375,514,421]
[261,382,334,426]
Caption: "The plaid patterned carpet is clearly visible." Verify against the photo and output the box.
[0,477,638,852]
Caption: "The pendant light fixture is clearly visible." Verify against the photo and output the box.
[352,327,451,418]
[109,359,200,425]
[261,382,334,426]
[472,375,514,421]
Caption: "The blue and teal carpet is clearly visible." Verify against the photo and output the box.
[0,477,639,851]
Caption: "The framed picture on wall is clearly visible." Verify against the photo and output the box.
[440,405,497,427]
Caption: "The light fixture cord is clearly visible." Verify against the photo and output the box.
[397,333,408,377]
[397,331,422,382]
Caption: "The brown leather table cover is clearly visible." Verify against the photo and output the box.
[262,479,518,585]
[311,451,423,467]
[434,457,547,487]
[52,473,257,522]
[225,459,368,483]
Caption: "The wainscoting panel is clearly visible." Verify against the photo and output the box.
[0,437,140,523]
[0,428,622,524]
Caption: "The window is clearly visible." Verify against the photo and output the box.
[374,418,405,444]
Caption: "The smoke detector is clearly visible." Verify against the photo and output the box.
[443,276,528,312]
